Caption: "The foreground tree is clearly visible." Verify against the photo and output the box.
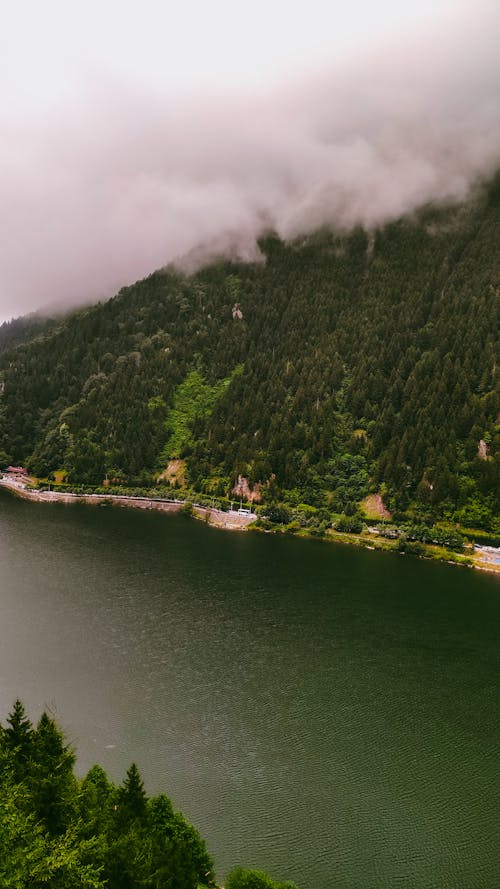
[1,702,297,889]
[226,867,297,889]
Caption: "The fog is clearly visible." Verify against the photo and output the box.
[1,1,499,320]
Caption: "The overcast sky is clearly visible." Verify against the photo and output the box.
[1,0,499,321]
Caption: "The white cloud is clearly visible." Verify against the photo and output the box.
[0,0,499,319]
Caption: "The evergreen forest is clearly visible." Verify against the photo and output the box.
[0,700,295,889]
[0,175,498,536]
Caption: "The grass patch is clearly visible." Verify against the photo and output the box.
[160,364,243,460]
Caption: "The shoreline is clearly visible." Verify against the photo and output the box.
[1,476,498,576]
[0,477,256,532]
[252,524,500,575]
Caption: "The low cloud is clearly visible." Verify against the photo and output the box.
[1,2,499,319]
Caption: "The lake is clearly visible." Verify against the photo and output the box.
[0,489,499,888]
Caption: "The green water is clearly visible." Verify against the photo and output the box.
[0,490,499,888]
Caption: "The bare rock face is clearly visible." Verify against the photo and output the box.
[232,474,261,503]
[232,303,243,320]
[478,439,489,460]
[360,493,392,521]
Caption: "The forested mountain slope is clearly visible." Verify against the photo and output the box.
[0,178,498,532]
[0,313,59,355]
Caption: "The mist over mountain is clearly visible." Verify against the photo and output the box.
[1,1,499,320]
[0,175,498,538]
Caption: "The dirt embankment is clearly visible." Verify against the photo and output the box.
[361,494,392,520]
[193,506,256,530]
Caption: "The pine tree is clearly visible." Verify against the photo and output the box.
[30,712,77,835]
[118,763,147,822]
[2,699,34,781]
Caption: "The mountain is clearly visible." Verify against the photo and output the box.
[0,312,59,354]
[0,176,498,533]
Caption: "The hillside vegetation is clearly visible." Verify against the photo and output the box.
[0,178,498,533]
